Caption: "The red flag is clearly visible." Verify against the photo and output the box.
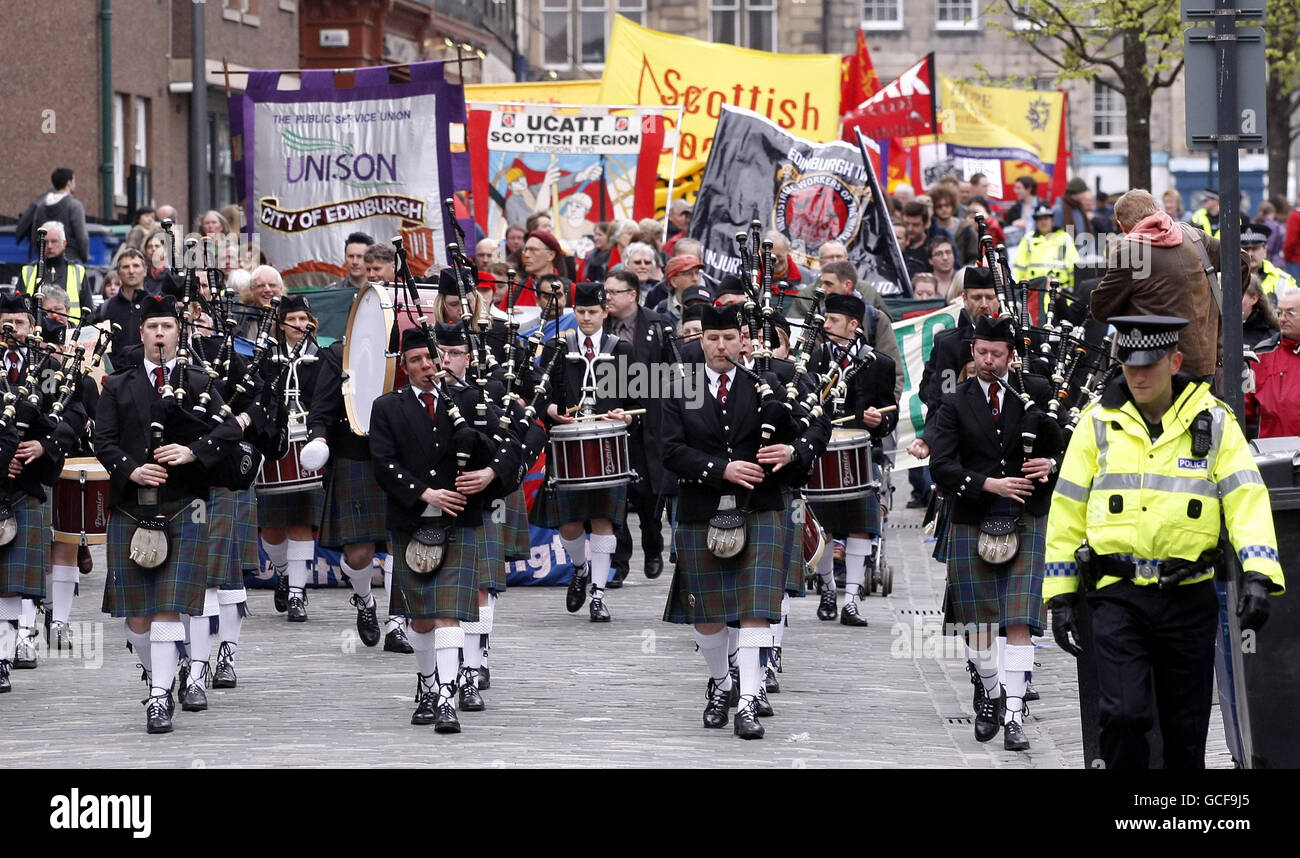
[841,54,936,143]
[840,30,881,111]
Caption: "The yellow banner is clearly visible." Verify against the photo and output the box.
[598,16,841,178]
[937,76,1064,167]
[466,80,602,105]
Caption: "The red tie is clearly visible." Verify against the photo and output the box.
[6,351,19,385]
[153,366,167,395]
[988,381,1001,424]
[420,391,437,422]
[584,336,595,362]
[841,353,851,369]
[716,372,729,406]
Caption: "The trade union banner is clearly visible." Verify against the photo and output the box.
[597,16,841,178]
[230,61,470,286]
[466,103,665,262]
[688,106,909,295]
[889,301,964,471]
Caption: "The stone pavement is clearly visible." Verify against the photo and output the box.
[2,505,1232,768]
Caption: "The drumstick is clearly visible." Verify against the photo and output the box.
[830,405,897,425]
[572,408,647,422]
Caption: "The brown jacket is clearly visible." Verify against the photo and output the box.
[1091,225,1246,378]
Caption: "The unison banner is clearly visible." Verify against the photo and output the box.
[688,106,909,294]
[889,301,964,471]
[230,62,470,287]
[466,103,665,261]
[598,16,840,177]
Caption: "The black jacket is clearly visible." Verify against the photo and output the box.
[307,341,371,461]
[918,311,973,430]
[928,373,1064,525]
[0,347,86,502]
[604,307,675,493]
[807,342,898,441]
[547,330,639,419]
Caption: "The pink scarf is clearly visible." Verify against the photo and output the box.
[1124,211,1184,247]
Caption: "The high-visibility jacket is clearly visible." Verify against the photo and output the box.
[20,261,87,324]
[1259,258,1297,300]
[1012,229,1079,290]
[1191,207,1218,238]
[1044,376,1284,601]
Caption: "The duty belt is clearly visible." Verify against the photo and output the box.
[1093,548,1222,589]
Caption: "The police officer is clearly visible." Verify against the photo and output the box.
[1044,315,1285,769]
[1190,189,1249,240]
[1013,203,1079,293]
[1242,223,1297,307]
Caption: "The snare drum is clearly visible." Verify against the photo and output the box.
[257,423,324,496]
[53,457,110,545]
[548,420,632,489]
[805,428,878,501]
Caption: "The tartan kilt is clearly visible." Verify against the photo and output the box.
[0,494,50,598]
[477,511,509,593]
[530,483,627,530]
[782,500,807,597]
[103,500,209,617]
[808,494,881,538]
[943,513,1047,635]
[390,528,482,621]
[256,487,325,531]
[663,509,786,625]
[501,487,531,561]
[319,457,388,548]
[232,486,259,575]
[205,489,243,589]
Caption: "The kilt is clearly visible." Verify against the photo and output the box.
[233,486,259,574]
[782,501,806,597]
[943,513,1047,635]
[390,528,482,621]
[478,511,509,593]
[103,499,209,617]
[205,489,244,589]
[809,494,881,538]
[663,509,786,625]
[0,494,50,598]
[531,483,627,530]
[501,487,531,561]
[319,457,388,549]
[256,486,325,531]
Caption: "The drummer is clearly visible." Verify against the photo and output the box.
[805,293,897,628]
[0,291,87,689]
[537,281,638,622]
[261,295,324,625]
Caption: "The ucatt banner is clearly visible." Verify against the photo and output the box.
[890,301,964,471]
[597,15,841,177]
[230,62,470,286]
[466,103,665,261]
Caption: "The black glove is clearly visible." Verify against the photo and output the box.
[1236,572,1273,633]
[1049,593,1084,657]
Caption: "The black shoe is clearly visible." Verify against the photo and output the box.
[1024,682,1040,702]
[287,592,308,623]
[458,668,485,711]
[974,690,1004,743]
[703,677,731,728]
[967,660,985,712]
[669,549,677,565]
[754,685,774,718]
[1004,717,1030,751]
[411,674,438,725]
[350,594,381,647]
[384,625,414,653]
[434,684,461,733]
[733,699,765,739]
[0,659,11,693]
[14,632,37,669]
[212,642,237,689]
[764,664,780,694]
[273,570,290,613]
[905,494,926,509]
[816,588,837,621]
[589,587,611,622]
[644,555,663,579]
[144,694,173,734]
[180,679,208,712]
[565,563,591,613]
[177,655,191,694]
[840,601,869,627]
[728,667,740,708]
[477,664,491,691]
[605,566,628,589]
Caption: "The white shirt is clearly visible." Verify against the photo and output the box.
[142,357,178,387]
[704,364,736,401]
[577,328,603,356]
[977,374,1011,409]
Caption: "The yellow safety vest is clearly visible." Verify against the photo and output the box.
[1012,229,1079,290]
[20,262,86,324]
[1259,259,1297,299]
[1191,208,1218,239]
[1044,377,1284,601]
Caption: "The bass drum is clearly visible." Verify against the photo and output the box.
[341,282,395,437]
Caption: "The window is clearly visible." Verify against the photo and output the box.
[133,98,149,168]
[578,0,605,65]
[709,0,776,50]
[1092,81,1125,149]
[936,0,979,30]
[616,0,645,25]
[861,0,903,30]
[113,94,125,202]
[542,0,571,68]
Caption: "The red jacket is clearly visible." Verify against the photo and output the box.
[1284,210,1300,264]
[1246,338,1300,438]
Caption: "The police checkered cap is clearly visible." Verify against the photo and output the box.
[1240,224,1270,247]
[1111,315,1187,366]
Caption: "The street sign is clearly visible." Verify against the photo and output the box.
[1184,28,1267,151]
[1182,0,1266,20]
